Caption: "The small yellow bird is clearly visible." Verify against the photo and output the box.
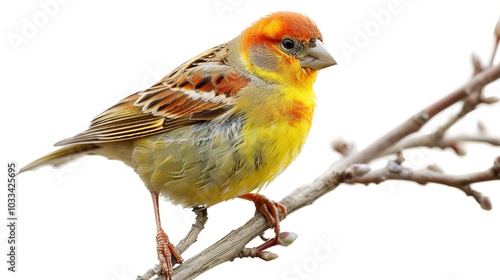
[21,11,335,278]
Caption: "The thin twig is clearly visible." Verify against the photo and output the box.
[344,157,500,210]
[381,134,500,157]
[176,207,208,255]
[433,94,480,139]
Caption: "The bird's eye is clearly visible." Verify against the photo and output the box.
[280,38,303,55]
[281,38,295,50]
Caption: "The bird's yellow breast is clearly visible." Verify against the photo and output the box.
[234,88,315,194]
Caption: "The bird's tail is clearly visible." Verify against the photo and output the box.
[20,144,100,174]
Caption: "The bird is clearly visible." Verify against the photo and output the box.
[20,11,336,279]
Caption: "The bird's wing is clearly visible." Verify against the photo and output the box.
[55,44,250,146]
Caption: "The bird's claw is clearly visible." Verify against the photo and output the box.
[156,229,183,279]
[239,193,287,246]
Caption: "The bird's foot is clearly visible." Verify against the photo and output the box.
[239,193,287,247]
[156,228,183,279]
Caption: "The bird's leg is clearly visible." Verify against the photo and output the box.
[238,193,287,249]
[151,191,183,279]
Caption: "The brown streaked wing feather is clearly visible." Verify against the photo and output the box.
[55,44,250,146]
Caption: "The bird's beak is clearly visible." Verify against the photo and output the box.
[300,40,337,70]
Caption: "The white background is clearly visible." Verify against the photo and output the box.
[1,0,500,280]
